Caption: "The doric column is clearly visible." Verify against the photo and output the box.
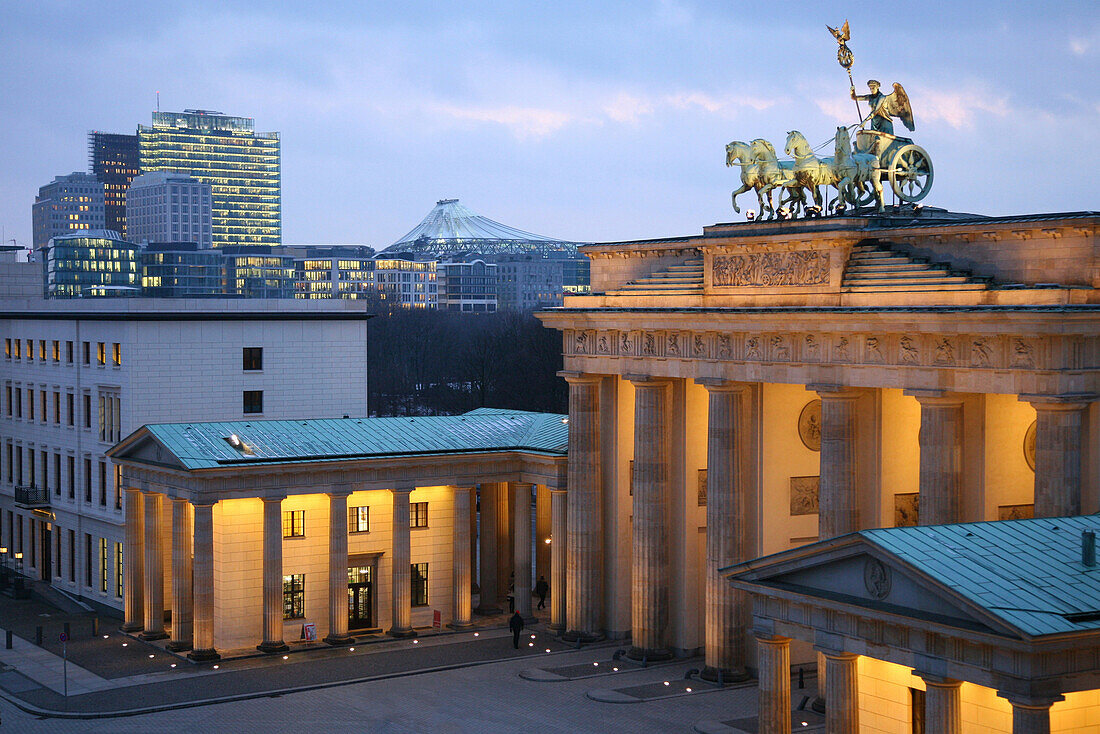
[475,483,501,614]
[167,498,193,652]
[449,486,474,629]
[814,386,862,539]
[122,488,145,632]
[998,693,1063,734]
[917,674,962,734]
[756,634,791,734]
[626,376,672,661]
[549,488,567,632]
[496,481,512,607]
[698,380,749,682]
[561,372,603,643]
[257,495,288,653]
[512,482,534,621]
[822,651,860,734]
[140,491,167,640]
[324,488,353,645]
[909,391,965,525]
[1024,396,1091,517]
[188,501,219,661]
[388,488,414,637]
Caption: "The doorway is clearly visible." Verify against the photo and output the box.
[40,523,51,583]
[347,566,373,630]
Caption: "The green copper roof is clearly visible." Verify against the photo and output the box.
[863,515,1100,637]
[127,408,567,470]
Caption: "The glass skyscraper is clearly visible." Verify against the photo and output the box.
[89,132,140,237]
[137,110,281,248]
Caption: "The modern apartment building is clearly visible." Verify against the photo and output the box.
[0,298,371,615]
[31,173,107,252]
[126,171,213,249]
[88,132,140,237]
[140,243,225,297]
[372,257,437,309]
[137,110,280,248]
[42,230,141,298]
[437,259,498,312]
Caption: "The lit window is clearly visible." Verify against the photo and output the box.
[349,506,369,533]
[282,574,305,619]
[411,563,428,607]
[410,502,428,528]
[282,510,304,538]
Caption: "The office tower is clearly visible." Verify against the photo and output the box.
[126,171,213,248]
[141,243,226,297]
[42,230,140,298]
[31,173,106,252]
[137,110,280,248]
[88,132,140,237]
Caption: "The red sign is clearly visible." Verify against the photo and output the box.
[432,610,442,630]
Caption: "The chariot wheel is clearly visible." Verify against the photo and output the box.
[889,144,934,203]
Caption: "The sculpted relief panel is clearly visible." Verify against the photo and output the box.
[712,251,830,287]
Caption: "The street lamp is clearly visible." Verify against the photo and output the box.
[14,552,23,577]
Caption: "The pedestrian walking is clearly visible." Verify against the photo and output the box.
[535,575,549,610]
[509,610,524,649]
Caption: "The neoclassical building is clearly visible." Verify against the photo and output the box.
[535,211,1099,693]
[107,409,566,657]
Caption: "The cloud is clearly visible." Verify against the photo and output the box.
[428,103,577,139]
[603,93,654,123]
[815,85,1010,130]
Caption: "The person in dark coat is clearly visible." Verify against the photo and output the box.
[534,576,549,610]
[509,611,524,649]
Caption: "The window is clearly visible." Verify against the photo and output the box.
[83,458,92,502]
[282,574,305,619]
[114,465,122,510]
[39,341,46,361]
[27,389,34,421]
[98,461,107,506]
[243,390,263,414]
[55,530,61,579]
[67,456,74,499]
[53,453,61,496]
[98,392,120,442]
[39,390,47,422]
[14,387,20,418]
[4,384,10,416]
[115,542,123,597]
[411,563,428,607]
[99,538,108,592]
[410,502,429,528]
[349,506,369,533]
[243,347,263,371]
[282,510,304,538]
[25,340,31,362]
[83,393,91,428]
[82,342,90,365]
[3,339,9,358]
[4,442,11,483]
[66,393,74,426]
[52,391,60,424]
[96,343,105,366]
[66,341,73,364]
[84,534,92,588]
[68,529,75,582]
[111,343,121,366]
[52,341,60,363]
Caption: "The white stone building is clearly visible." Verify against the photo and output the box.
[0,298,370,616]
[126,171,214,249]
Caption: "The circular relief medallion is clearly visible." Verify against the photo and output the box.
[1024,420,1037,471]
[863,558,891,600]
[798,399,822,452]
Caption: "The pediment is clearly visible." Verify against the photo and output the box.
[742,543,1022,639]
[112,434,186,470]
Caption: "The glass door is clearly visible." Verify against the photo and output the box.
[347,566,373,629]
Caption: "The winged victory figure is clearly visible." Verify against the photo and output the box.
[851,80,915,135]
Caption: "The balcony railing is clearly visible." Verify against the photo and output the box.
[14,485,49,509]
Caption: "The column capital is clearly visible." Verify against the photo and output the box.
[259,494,286,503]
[623,373,673,386]
[326,484,353,499]
[814,647,859,662]
[1021,393,1097,410]
[904,388,966,405]
[808,383,862,399]
[558,370,603,385]
[192,499,216,509]
[996,691,1065,708]
[695,378,750,393]
[389,486,415,496]
[913,671,963,688]
[549,487,567,496]
[754,633,792,645]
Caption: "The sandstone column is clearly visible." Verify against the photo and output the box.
[475,483,501,614]
[549,488,567,632]
[1025,397,1090,517]
[919,675,962,734]
[388,488,414,637]
[324,488,353,645]
[822,651,860,734]
[757,634,791,734]
[140,491,167,640]
[815,386,862,538]
[512,482,534,621]
[561,372,603,642]
[257,495,288,653]
[167,498,193,651]
[122,488,145,632]
[627,376,672,661]
[999,693,1063,734]
[910,391,965,525]
[449,486,474,629]
[188,501,219,661]
[496,481,512,608]
[699,380,749,682]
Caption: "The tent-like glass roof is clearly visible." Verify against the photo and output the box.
[380,199,584,258]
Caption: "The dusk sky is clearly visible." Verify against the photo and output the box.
[2,1,1097,251]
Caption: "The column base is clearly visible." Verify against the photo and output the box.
[121,622,144,633]
[561,629,605,644]
[187,648,221,662]
[257,640,289,653]
[547,622,565,633]
[474,605,502,616]
[166,640,193,653]
[323,634,354,646]
[447,621,475,631]
[625,646,673,663]
[139,629,169,641]
[387,627,416,638]
[699,665,751,684]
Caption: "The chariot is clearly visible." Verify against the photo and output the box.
[852,129,934,205]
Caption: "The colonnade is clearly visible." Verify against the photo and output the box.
[561,373,1093,684]
[121,481,566,659]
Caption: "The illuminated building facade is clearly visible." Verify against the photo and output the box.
[138,110,280,248]
[126,172,213,249]
[438,259,498,312]
[88,132,140,237]
[371,257,437,309]
[141,243,226,297]
[43,230,140,298]
[32,173,106,252]
[290,246,376,300]
[222,247,295,299]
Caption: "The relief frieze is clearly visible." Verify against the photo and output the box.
[712,250,831,287]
